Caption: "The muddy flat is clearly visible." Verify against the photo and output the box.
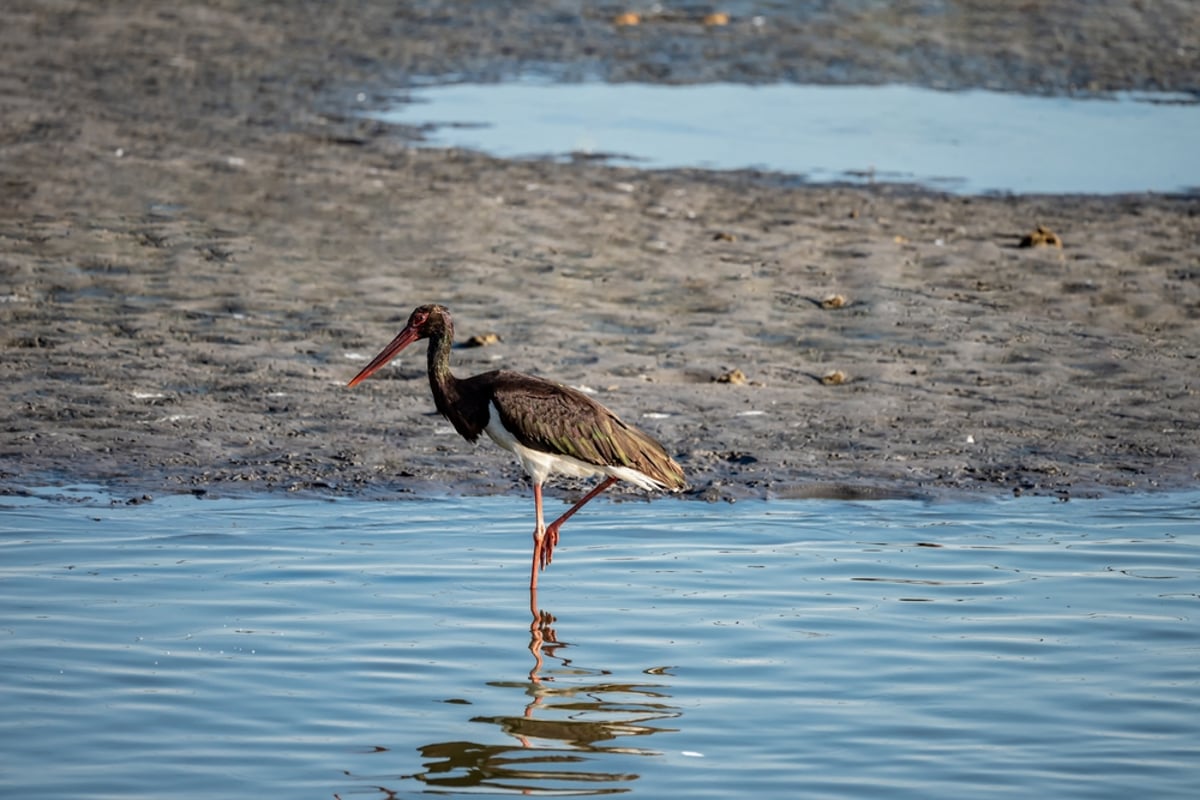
[2,1,1197,501]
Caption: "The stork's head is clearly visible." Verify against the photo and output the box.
[347,304,453,387]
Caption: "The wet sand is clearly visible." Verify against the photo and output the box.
[2,1,1198,502]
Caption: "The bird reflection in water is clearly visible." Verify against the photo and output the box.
[346,589,680,797]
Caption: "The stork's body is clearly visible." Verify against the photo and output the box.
[348,304,685,589]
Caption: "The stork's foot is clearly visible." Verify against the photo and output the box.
[544,524,562,567]
[531,525,552,586]
[536,524,561,572]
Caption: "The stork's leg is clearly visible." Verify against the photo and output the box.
[531,482,547,590]
[540,477,619,569]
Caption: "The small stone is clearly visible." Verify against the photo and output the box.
[462,332,502,347]
[820,293,848,309]
[1019,225,1063,248]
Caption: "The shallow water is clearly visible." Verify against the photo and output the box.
[376,81,1200,194]
[2,486,1198,799]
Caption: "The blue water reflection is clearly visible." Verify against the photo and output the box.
[398,605,679,795]
[1,487,1197,798]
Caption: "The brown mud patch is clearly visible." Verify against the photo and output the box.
[2,2,1198,503]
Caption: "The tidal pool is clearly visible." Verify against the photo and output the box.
[2,486,1198,798]
[374,81,1200,194]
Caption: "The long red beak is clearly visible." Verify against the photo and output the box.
[347,325,421,387]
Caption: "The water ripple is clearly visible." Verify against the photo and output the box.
[1,488,1197,798]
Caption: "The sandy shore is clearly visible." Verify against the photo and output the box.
[2,1,1197,503]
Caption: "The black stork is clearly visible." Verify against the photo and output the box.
[347,304,686,589]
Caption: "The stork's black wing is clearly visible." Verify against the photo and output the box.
[480,370,685,489]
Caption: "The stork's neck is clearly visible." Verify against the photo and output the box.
[426,328,461,418]
[423,313,487,442]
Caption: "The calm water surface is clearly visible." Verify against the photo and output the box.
[2,487,1198,799]
[376,81,1200,194]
